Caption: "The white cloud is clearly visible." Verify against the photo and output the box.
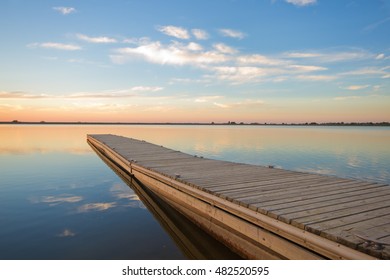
[232,99,265,108]
[219,29,246,39]
[1,88,163,100]
[76,33,117,43]
[376,53,385,60]
[192,29,209,40]
[68,92,136,99]
[112,41,229,66]
[186,42,203,51]
[194,96,222,103]
[285,0,317,6]
[123,37,151,45]
[237,54,286,66]
[211,66,276,84]
[169,77,209,84]
[213,43,238,54]
[284,52,322,58]
[28,42,81,51]
[0,91,51,99]
[131,86,163,92]
[213,99,265,109]
[287,65,327,72]
[297,75,337,81]
[284,50,371,62]
[111,37,338,85]
[111,31,383,86]
[343,85,370,91]
[341,67,389,78]
[53,6,76,15]
[157,25,190,39]
[213,102,230,108]
[333,96,361,101]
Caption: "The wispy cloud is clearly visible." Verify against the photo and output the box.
[296,75,337,81]
[237,54,286,66]
[284,52,322,58]
[213,43,238,54]
[287,65,327,72]
[333,96,361,101]
[343,85,370,91]
[285,0,317,6]
[210,66,280,84]
[213,102,230,108]
[53,6,76,15]
[68,92,136,99]
[0,91,51,99]
[363,17,390,32]
[284,50,371,62]
[157,25,190,39]
[76,33,117,43]
[219,29,246,39]
[1,87,163,100]
[130,86,163,92]
[213,99,265,109]
[28,42,81,51]
[192,29,209,40]
[341,67,390,78]
[195,95,223,103]
[0,103,23,110]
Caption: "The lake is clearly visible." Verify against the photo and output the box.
[0,124,389,259]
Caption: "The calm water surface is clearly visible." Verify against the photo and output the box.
[1,125,389,259]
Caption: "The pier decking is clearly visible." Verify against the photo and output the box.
[87,134,390,259]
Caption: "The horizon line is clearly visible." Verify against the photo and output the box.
[1,120,389,126]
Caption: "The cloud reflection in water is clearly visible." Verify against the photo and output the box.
[57,229,76,237]
[31,194,83,206]
[77,202,117,212]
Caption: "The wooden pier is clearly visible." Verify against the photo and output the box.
[87,134,390,259]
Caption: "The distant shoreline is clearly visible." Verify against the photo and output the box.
[1,121,389,126]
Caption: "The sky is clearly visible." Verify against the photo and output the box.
[0,0,389,123]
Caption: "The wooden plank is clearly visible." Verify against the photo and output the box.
[246,183,387,212]
[266,188,390,216]
[219,177,349,200]
[275,193,390,224]
[87,134,388,259]
[301,204,390,234]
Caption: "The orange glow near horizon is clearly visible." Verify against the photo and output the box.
[1,96,389,124]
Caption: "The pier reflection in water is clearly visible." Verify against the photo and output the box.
[90,142,241,260]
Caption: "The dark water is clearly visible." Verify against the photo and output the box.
[0,125,389,259]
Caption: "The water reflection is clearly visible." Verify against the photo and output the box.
[0,124,389,259]
[90,141,241,259]
[32,195,84,205]
[2,125,389,185]
[77,202,117,212]
[57,229,76,238]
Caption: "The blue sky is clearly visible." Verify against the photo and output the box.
[0,0,389,122]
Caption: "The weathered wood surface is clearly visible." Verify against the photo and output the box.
[87,134,390,259]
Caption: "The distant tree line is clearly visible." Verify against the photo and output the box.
[2,120,390,126]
